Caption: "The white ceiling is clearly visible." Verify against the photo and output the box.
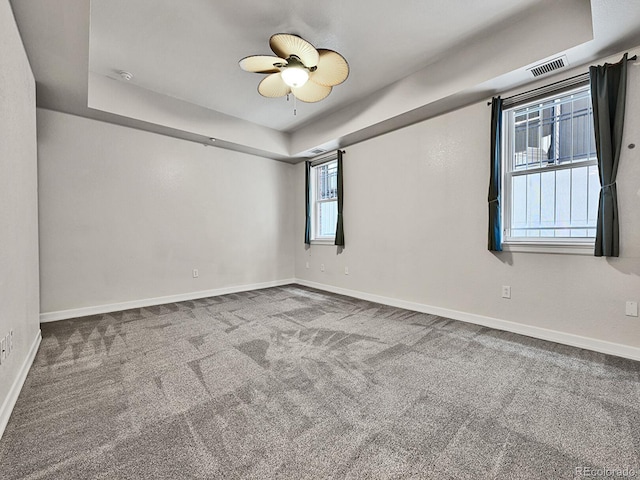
[88,0,542,132]
[9,0,640,161]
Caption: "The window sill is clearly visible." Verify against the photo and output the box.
[502,241,595,255]
[310,239,336,246]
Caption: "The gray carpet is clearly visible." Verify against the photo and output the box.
[1,285,638,479]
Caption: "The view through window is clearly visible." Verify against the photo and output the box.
[312,160,338,240]
[503,86,600,242]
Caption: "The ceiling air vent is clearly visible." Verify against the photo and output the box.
[310,148,326,155]
[527,55,569,78]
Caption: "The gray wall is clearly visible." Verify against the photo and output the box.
[37,58,640,354]
[0,0,40,431]
[294,62,640,352]
[37,110,295,314]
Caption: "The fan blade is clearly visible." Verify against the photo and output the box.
[239,55,286,74]
[291,79,332,103]
[311,49,349,86]
[258,73,291,98]
[270,33,319,68]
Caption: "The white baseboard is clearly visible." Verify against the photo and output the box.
[0,329,42,440]
[37,276,640,362]
[40,278,296,323]
[295,279,640,362]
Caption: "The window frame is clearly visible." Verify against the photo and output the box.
[501,84,598,255]
[309,157,338,245]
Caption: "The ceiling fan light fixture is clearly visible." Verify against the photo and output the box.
[240,34,349,103]
[281,65,309,88]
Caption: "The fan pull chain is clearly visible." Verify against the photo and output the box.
[285,93,296,116]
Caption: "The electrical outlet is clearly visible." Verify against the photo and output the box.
[0,331,14,365]
[502,286,511,299]
[320,264,325,272]
[626,301,638,317]
[192,269,199,278]
[345,266,349,275]
[305,262,310,269]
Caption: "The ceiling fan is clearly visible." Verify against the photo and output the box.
[239,33,349,103]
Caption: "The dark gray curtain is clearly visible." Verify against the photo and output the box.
[590,53,628,257]
[488,97,503,251]
[335,150,345,246]
[304,161,311,245]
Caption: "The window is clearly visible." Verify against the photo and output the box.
[310,159,338,242]
[502,86,600,250]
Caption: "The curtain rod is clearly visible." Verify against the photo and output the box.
[309,150,345,166]
[487,54,637,106]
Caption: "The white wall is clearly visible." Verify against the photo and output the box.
[38,109,295,314]
[88,73,291,159]
[0,0,40,434]
[290,0,593,155]
[294,62,640,354]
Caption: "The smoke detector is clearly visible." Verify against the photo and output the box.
[117,70,134,81]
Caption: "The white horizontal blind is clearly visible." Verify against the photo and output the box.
[504,86,600,240]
